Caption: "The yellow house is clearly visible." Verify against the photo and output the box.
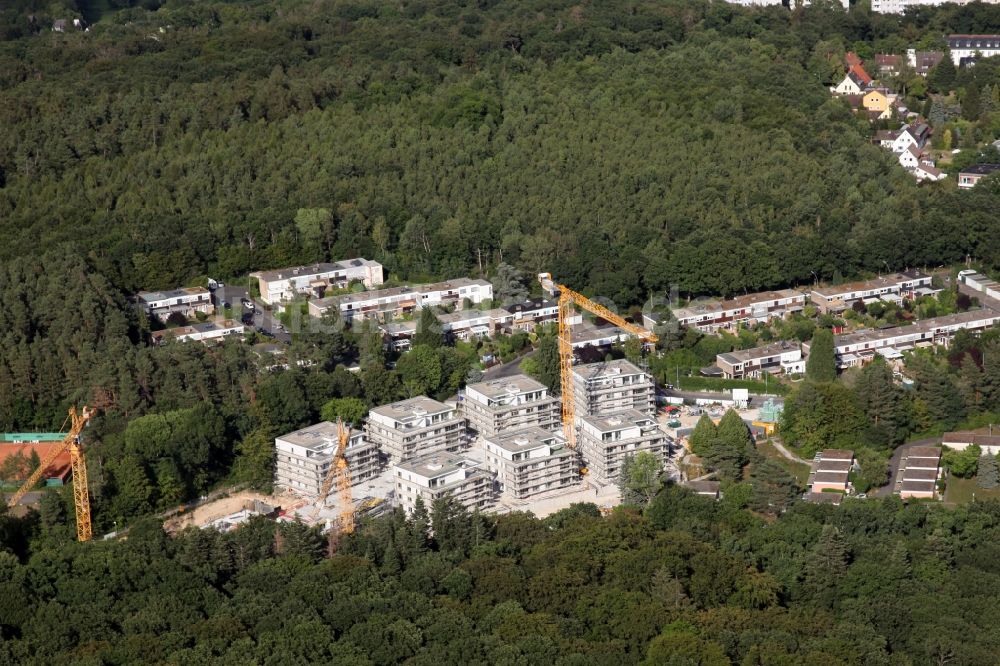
[862,89,888,113]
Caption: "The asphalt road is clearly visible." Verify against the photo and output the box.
[873,437,941,498]
[210,284,292,344]
[481,350,535,381]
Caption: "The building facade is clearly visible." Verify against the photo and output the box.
[150,319,245,345]
[309,278,493,323]
[957,164,1000,188]
[274,421,383,496]
[366,396,468,464]
[808,270,931,314]
[482,427,580,499]
[948,34,1000,66]
[571,359,656,417]
[251,259,384,305]
[577,410,671,483]
[393,453,495,514]
[461,374,561,437]
[715,341,804,379]
[665,289,807,333]
[137,287,214,322]
[807,449,855,495]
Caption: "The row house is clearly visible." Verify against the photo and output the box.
[150,319,245,345]
[137,287,214,322]
[715,341,804,380]
[896,446,941,499]
[251,258,384,305]
[948,34,1000,66]
[309,278,493,323]
[808,270,930,314]
[807,449,856,496]
[664,289,807,333]
[803,309,1000,369]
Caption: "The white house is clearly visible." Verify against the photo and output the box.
[251,259,384,305]
[914,164,946,182]
[137,287,214,322]
[151,319,245,345]
[948,34,1000,66]
[898,146,921,169]
[833,72,866,96]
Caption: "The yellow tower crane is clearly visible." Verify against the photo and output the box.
[6,406,95,541]
[313,419,355,534]
[542,275,658,450]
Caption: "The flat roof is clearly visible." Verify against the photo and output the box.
[820,449,855,461]
[572,358,646,381]
[828,310,1000,349]
[717,340,800,366]
[816,460,853,473]
[900,479,936,492]
[395,452,482,478]
[250,259,379,283]
[320,278,491,308]
[959,164,1000,176]
[437,308,511,325]
[684,480,721,494]
[943,430,1000,447]
[277,421,344,451]
[812,471,850,484]
[484,426,566,454]
[810,271,929,299]
[579,409,660,433]
[906,446,942,459]
[137,286,209,302]
[902,468,938,481]
[369,396,453,421]
[672,288,805,320]
[152,319,243,340]
[804,491,843,504]
[466,374,547,399]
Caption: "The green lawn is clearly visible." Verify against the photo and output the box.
[677,375,788,395]
[757,440,811,486]
[943,476,1000,505]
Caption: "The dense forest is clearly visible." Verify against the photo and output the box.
[6,488,1000,664]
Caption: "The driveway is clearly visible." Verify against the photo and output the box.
[872,437,941,498]
[482,350,535,381]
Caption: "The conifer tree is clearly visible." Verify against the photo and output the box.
[806,328,837,383]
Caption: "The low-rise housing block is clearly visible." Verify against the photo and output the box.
[137,287,214,322]
[715,341,804,379]
[251,259,384,305]
[151,319,245,345]
[309,278,493,323]
[808,270,930,314]
[663,289,806,333]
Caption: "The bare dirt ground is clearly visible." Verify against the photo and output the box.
[164,489,295,532]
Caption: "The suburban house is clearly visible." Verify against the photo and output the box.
[715,341,804,380]
[576,410,671,484]
[150,319,245,345]
[906,49,944,76]
[273,421,383,496]
[365,396,468,464]
[309,278,493,323]
[957,164,1000,189]
[461,374,561,437]
[942,427,1000,456]
[137,287,214,322]
[803,309,1000,369]
[833,71,868,96]
[808,270,931,314]
[862,89,894,118]
[666,288,807,333]
[506,298,559,331]
[896,446,941,499]
[890,124,930,153]
[481,426,580,499]
[437,308,514,342]
[807,449,856,497]
[251,259,384,305]
[948,34,1000,66]
[571,359,656,417]
[393,453,495,515]
[898,146,921,169]
[958,270,1000,301]
[875,129,902,149]
[874,54,902,76]
[914,163,946,182]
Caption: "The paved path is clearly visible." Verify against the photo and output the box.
[769,438,810,466]
[873,437,941,498]
[482,350,535,381]
[958,281,1000,313]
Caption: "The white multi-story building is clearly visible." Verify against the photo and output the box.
[366,396,468,464]
[251,259,384,305]
[803,310,1000,369]
[150,319,245,345]
[571,359,656,417]
[715,341,804,379]
[274,421,383,496]
[461,374,561,437]
[137,287,214,322]
[309,278,493,323]
[948,34,1000,66]
[577,410,671,484]
[393,453,495,514]
[482,427,580,499]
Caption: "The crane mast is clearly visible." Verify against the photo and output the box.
[6,406,94,541]
[313,419,354,534]
[547,277,658,450]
